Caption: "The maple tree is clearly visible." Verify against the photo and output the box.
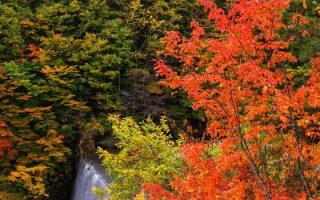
[144,0,320,199]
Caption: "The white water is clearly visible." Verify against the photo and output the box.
[72,158,111,200]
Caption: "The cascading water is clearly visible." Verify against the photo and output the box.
[72,157,112,200]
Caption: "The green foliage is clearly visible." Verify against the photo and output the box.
[204,143,222,159]
[1,0,135,160]
[0,4,22,61]
[281,0,320,88]
[125,0,201,68]
[0,68,71,199]
[97,115,182,199]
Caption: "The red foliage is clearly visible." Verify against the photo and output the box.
[0,138,12,157]
[146,0,319,199]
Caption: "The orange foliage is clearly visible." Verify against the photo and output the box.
[145,0,320,199]
[26,44,46,62]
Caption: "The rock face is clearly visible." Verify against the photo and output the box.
[72,158,111,200]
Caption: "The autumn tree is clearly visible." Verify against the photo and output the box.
[97,115,182,199]
[145,0,320,199]
[0,68,70,199]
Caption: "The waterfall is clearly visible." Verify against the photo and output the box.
[72,157,111,200]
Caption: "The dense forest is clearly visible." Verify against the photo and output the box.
[0,0,319,199]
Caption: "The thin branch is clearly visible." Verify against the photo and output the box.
[281,64,312,197]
